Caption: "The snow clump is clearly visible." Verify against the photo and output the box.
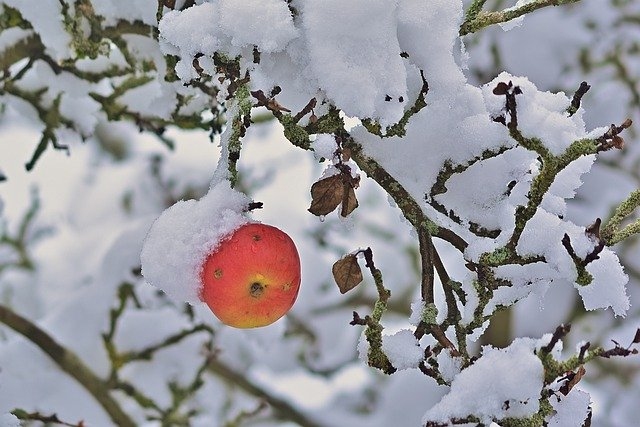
[140,181,251,304]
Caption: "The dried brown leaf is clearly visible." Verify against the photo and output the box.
[309,175,344,216]
[340,185,359,217]
[267,98,291,113]
[332,254,363,294]
[560,365,586,395]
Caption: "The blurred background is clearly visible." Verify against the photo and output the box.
[0,0,639,425]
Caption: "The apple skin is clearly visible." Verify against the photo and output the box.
[200,223,301,328]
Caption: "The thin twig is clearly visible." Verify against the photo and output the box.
[0,304,136,427]
[460,0,581,36]
[208,357,325,427]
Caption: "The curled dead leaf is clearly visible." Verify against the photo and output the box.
[332,254,363,294]
[341,185,358,217]
[309,175,343,216]
[559,366,586,396]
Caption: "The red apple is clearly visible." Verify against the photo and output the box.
[200,223,301,328]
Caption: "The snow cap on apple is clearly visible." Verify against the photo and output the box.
[140,181,301,328]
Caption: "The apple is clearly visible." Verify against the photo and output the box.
[200,223,301,328]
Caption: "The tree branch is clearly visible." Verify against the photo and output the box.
[0,304,136,427]
[460,0,581,36]
[207,357,325,427]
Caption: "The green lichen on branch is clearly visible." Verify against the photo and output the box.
[0,188,41,273]
[602,189,640,245]
[278,114,311,150]
[460,0,582,36]
[364,250,396,374]
[60,0,110,59]
[0,82,73,170]
[421,303,438,325]
[101,283,216,424]
[227,84,252,187]
[499,398,554,427]
[346,248,396,374]
[508,137,599,251]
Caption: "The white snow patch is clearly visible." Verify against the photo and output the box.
[579,249,630,316]
[0,413,20,427]
[140,181,251,304]
[301,0,407,125]
[218,0,298,53]
[383,329,423,371]
[548,389,591,427]
[311,134,338,161]
[437,349,463,383]
[423,338,543,425]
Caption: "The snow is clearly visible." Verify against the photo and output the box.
[498,0,536,31]
[0,27,33,54]
[117,80,177,120]
[301,0,407,126]
[3,0,71,60]
[409,299,425,326]
[422,338,544,425]
[140,181,251,304]
[580,249,630,316]
[90,0,158,26]
[382,329,423,371]
[436,349,462,383]
[542,155,596,217]
[548,389,591,427]
[159,0,296,59]
[311,134,338,161]
[1,0,639,425]
[482,72,590,156]
[0,414,20,427]
[516,209,630,316]
[218,0,298,53]
[396,0,465,97]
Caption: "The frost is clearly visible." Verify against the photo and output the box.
[382,329,423,371]
[548,390,591,427]
[422,338,543,424]
[140,181,251,304]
